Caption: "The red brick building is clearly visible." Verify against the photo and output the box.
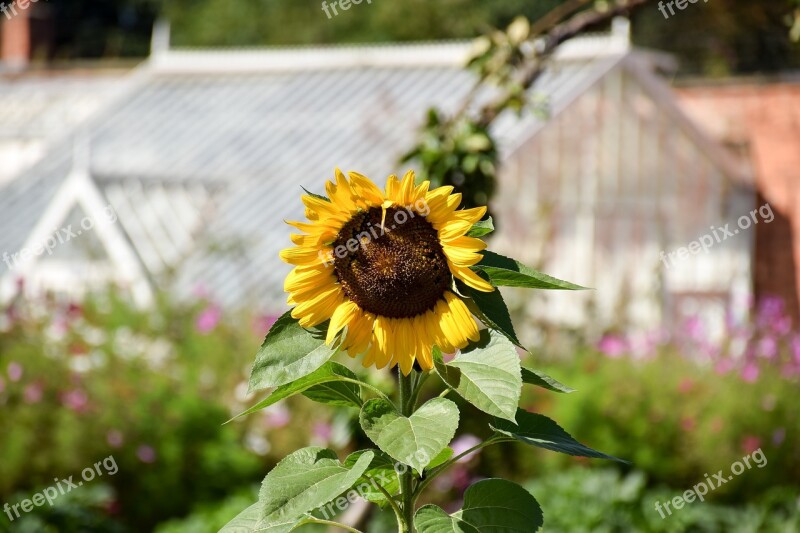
[678,82,800,319]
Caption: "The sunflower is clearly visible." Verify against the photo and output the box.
[280,169,493,375]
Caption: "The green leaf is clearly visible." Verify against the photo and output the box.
[521,367,575,394]
[344,449,401,505]
[359,397,459,473]
[233,363,363,421]
[219,503,299,533]
[434,330,522,422]
[491,409,625,462]
[258,447,373,523]
[249,311,337,392]
[414,505,480,533]
[465,216,494,238]
[415,479,543,533]
[473,251,589,290]
[457,278,522,348]
[301,187,330,202]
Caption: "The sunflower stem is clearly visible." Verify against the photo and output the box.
[398,368,417,533]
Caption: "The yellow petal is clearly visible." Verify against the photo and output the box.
[349,171,385,207]
[449,262,495,292]
[326,300,361,345]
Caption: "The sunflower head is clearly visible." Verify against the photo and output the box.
[280,169,493,375]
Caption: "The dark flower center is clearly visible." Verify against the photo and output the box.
[332,206,451,318]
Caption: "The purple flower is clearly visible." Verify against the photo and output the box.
[61,389,89,412]
[7,362,22,382]
[23,382,43,404]
[107,430,124,448]
[756,297,785,327]
[773,428,786,446]
[597,334,627,358]
[312,422,333,444]
[195,304,222,334]
[136,445,157,463]
[792,335,800,364]
[757,337,778,360]
[264,405,291,428]
[741,362,760,383]
[683,316,705,342]
[451,434,482,463]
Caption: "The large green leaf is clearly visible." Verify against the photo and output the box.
[258,447,373,523]
[344,449,401,505]
[491,409,625,462]
[465,216,494,238]
[234,363,363,420]
[218,503,299,533]
[248,311,337,392]
[415,479,543,533]
[473,251,588,290]
[414,505,479,533]
[521,367,575,394]
[434,330,522,422]
[359,398,459,472]
[457,278,523,348]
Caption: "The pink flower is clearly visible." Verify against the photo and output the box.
[451,434,482,463]
[597,334,627,358]
[137,445,157,463]
[195,304,222,334]
[264,405,291,428]
[756,337,777,360]
[24,382,43,404]
[677,378,695,394]
[715,359,735,375]
[312,422,333,444]
[252,314,278,336]
[791,335,800,364]
[7,362,22,382]
[741,435,762,454]
[683,316,705,342]
[107,430,124,448]
[740,362,760,383]
[61,389,89,412]
[680,417,696,432]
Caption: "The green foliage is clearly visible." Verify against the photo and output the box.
[359,397,460,473]
[433,331,522,421]
[415,479,543,533]
[258,448,373,524]
[526,468,800,533]
[0,292,273,531]
[402,110,498,209]
[491,409,624,462]
[519,349,800,500]
[248,312,337,391]
[521,367,575,394]
[235,362,363,420]
[474,251,589,290]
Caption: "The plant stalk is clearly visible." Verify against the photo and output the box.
[398,368,416,532]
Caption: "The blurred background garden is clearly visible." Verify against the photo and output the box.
[1,0,799,532]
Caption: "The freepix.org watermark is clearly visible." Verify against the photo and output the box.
[0,0,40,21]
[660,203,774,270]
[321,0,372,19]
[654,448,767,519]
[318,198,430,268]
[3,456,118,523]
[2,204,118,272]
[657,0,709,20]
[317,449,431,520]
